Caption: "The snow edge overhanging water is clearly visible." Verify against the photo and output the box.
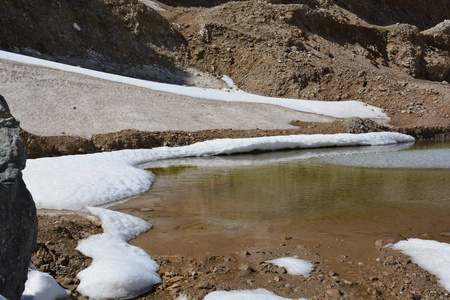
[23,132,414,210]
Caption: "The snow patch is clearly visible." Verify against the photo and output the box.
[23,133,414,210]
[22,268,70,300]
[204,288,306,300]
[86,206,151,241]
[392,238,450,292]
[0,50,388,120]
[73,23,81,31]
[76,207,160,299]
[266,257,314,277]
[138,0,166,11]
[221,75,239,91]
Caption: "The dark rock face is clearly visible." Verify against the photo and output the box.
[0,95,37,300]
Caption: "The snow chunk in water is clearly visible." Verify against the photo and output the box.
[266,257,314,277]
[22,269,70,300]
[392,238,450,292]
[204,288,306,300]
[76,208,160,299]
[23,133,414,210]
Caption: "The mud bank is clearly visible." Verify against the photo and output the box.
[35,214,450,299]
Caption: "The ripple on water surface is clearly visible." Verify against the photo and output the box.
[314,148,450,169]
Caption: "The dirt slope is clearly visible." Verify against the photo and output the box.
[165,1,449,128]
[1,0,448,129]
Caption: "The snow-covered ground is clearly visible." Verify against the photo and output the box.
[0,50,387,121]
[392,239,450,292]
[23,132,414,210]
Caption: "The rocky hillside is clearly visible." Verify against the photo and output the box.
[1,0,449,128]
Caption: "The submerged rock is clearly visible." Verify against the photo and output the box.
[0,95,37,300]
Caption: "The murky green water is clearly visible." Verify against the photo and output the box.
[113,142,450,258]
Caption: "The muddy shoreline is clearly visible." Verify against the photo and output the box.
[21,121,449,159]
[35,213,450,299]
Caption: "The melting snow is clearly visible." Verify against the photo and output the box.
[0,50,388,120]
[204,288,306,300]
[22,266,70,300]
[392,238,450,292]
[266,257,314,277]
[76,207,160,299]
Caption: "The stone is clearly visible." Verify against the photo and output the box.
[326,289,342,296]
[0,94,38,300]
[195,281,213,289]
[375,239,394,250]
[343,117,390,134]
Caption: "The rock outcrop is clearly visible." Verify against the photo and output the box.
[0,95,37,300]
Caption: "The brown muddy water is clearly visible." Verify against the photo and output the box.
[111,142,450,276]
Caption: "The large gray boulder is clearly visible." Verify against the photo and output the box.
[0,95,37,300]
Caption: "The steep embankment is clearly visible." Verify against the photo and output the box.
[0,0,190,83]
[166,1,449,128]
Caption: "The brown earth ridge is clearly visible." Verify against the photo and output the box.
[20,120,450,158]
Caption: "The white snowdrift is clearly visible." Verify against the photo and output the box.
[76,207,161,299]
[0,50,387,120]
[179,290,305,300]
[392,239,450,292]
[266,257,314,277]
[23,132,414,210]
[204,288,306,300]
[21,268,70,300]
[141,142,413,169]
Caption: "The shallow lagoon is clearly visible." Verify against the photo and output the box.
[112,142,450,268]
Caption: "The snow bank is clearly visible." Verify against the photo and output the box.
[141,142,413,169]
[23,132,414,210]
[392,239,450,292]
[0,50,387,120]
[22,268,70,300]
[266,257,314,277]
[204,288,306,300]
[76,207,160,299]
[86,206,151,240]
